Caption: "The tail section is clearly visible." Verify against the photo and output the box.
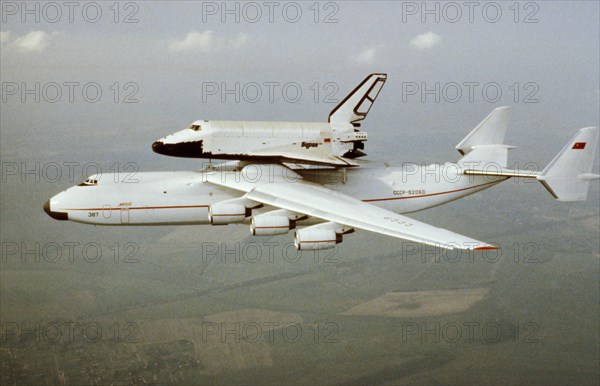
[455,109,598,202]
[538,127,599,202]
[328,73,387,125]
[457,106,514,167]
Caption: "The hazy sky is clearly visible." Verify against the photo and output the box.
[1,1,599,169]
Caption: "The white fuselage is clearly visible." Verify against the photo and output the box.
[151,120,364,164]
[46,163,506,226]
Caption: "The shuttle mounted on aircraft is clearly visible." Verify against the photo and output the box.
[151,74,387,166]
[44,74,600,251]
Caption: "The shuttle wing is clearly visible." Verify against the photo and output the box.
[205,165,497,250]
[248,150,358,167]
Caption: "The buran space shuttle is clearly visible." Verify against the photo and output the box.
[151,74,387,166]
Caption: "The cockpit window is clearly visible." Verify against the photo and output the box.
[188,124,201,131]
[78,178,98,186]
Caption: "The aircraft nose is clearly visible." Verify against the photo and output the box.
[43,199,68,220]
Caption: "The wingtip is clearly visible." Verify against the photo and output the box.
[474,245,500,251]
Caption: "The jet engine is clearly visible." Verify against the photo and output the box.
[294,227,342,251]
[250,209,305,236]
[294,222,354,250]
[208,198,260,225]
[251,214,294,236]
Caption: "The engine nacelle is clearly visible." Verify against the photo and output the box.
[251,214,294,236]
[208,202,251,225]
[294,227,342,251]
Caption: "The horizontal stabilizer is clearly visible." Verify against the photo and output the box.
[578,173,600,181]
[462,168,539,179]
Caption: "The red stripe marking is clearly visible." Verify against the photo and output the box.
[362,180,503,202]
[66,204,209,211]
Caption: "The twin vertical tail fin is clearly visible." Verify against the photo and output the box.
[456,106,513,154]
[538,127,600,202]
[456,106,514,167]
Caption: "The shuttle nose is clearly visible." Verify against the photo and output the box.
[43,199,68,221]
[151,140,203,158]
[152,140,166,154]
[152,140,178,156]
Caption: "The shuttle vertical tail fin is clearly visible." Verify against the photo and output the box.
[328,73,387,125]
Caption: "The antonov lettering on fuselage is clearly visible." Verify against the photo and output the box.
[44,74,600,251]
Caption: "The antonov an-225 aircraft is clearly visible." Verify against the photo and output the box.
[44,74,599,251]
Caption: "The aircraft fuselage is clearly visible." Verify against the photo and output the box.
[44,163,507,226]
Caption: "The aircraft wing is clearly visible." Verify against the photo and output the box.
[205,165,497,250]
